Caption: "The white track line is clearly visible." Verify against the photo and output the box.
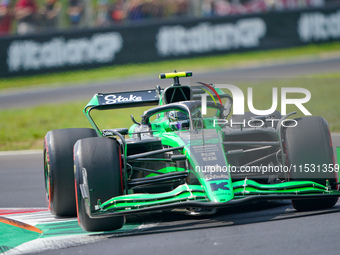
[0,150,42,156]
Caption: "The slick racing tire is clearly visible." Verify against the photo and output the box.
[284,116,338,211]
[44,128,97,217]
[74,137,124,232]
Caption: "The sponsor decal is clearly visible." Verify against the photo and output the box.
[156,18,266,56]
[205,174,229,181]
[298,10,340,42]
[201,152,218,162]
[97,90,157,106]
[7,32,123,72]
[104,94,143,104]
[210,181,230,191]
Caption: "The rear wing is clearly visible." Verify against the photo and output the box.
[85,89,160,111]
[83,83,232,135]
[84,85,230,112]
[84,89,160,135]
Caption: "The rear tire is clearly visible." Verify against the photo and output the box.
[74,137,124,232]
[284,116,338,211]
[44,128,97,217]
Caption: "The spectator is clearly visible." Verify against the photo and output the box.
[126,0,143,21]
[0,0,13,35]
[67,0,84,27]
[143,0,165,19]
[139,1,154,19]
[15,0,38,35]
[173,0,189,17]
[95,0,109,27]
[40,0,61,30]
[109,0,126,24]
[202,0,216,16]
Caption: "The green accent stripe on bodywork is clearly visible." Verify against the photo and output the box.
[100,184,207,211]
[232,180,327,190]
[232,179,337,197]
[95,180,340,214]
[145,166,186,177]
[85,95,99,109]
[83,95,102,136]
[233,187,331,196]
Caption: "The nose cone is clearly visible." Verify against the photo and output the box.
[182,129,234,203]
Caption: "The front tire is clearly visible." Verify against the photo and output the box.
[284,116,338,211]
[44,128,97,217]
[74,137,124,232]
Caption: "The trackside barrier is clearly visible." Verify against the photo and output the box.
[0,5,339,78]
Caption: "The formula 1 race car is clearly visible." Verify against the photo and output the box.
[44,71,340,232]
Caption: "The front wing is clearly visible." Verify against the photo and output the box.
[84,179,340,218]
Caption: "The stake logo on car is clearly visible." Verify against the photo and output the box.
[104,94,143,104]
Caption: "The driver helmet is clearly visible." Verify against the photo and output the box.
[169,110,189,130]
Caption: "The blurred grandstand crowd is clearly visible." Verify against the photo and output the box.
[0,0,339,36]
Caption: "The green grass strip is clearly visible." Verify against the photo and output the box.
[1,42,340,151]
[1,74,339,151]
[1,42,340,91]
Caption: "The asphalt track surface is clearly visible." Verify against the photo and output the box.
[0,137,340,255]
[1,57,340,254]
[1,56,340,109]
